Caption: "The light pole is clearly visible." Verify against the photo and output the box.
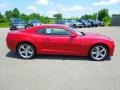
[96,0,100,21]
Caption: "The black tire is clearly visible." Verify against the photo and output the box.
[89,45,108,61]
[10,27,13,31]
[73,24,76,28]
[17,43,36,59]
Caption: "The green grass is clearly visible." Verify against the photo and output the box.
[0,22,9,28]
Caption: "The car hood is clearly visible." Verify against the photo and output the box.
[83,32,113,41]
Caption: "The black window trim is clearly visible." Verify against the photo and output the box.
[36,27,71,36]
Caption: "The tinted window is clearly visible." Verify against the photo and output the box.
[37,28,70,36]
[37,29,46,34]
[13,19,24,23]
[47,28,70,35]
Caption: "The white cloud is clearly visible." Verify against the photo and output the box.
[0,1,10,8]
[93,0,120,6]
[61,5,83,12]
[46,11,58,15]
[109,10,120,16]
[35,0,49,5]
[45,4,93,17]
[27,6,38,12]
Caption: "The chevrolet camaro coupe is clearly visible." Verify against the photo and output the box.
[6,24,115,61]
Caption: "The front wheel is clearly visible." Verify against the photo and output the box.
[89,45,108,61]
[73,24,76,28]
[17,43,36,59]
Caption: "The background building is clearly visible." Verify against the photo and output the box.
[112,15,120,26]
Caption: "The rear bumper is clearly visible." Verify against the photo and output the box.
[6,39,17,52]
[6,34,18,52]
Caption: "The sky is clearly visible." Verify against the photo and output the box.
[0,0,120,18]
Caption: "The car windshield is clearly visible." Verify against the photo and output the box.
[14,19,24,23]
[88,19,94,22]
[62,20,69,23]
[81,20,88,23]
[31,20,40,23]
[70,20,78,23]
[68,27,85,36]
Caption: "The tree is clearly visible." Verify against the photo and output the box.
[103,16,111,26]
[98,9,111,25]
[20,13,29,22]
[53,13,62,20]
[0,12,6,23]
[29,13,40,20]
[81,13,97,20]
[12,8,20,18]
[0,13,4,19]
[5,10,13,21]
[98,9,110,21]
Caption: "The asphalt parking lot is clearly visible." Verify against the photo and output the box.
[0,27,120,90]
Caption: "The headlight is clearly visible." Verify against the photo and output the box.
[76,22,80,24]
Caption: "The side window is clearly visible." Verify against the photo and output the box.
[37,28,70,36]
[37,29,46,34]
[46,28,70,36]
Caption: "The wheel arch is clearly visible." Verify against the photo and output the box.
[16,41,37,54]
[88,43,109,56]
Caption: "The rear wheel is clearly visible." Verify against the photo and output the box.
[89,45,108,61]
[17,43,36,59]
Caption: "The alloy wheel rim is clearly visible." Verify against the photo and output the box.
[91,46,107,60]
[19,44,34,58]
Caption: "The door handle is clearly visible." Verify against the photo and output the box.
[45,38,50,41]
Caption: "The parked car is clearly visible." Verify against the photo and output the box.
[77,19,92,27]
[6,24,115,61]
[55,20,72,27]
[87,19,99,27]
[96,20,104,26]
[68,20,84,28]
[9,18,27,30]
[27,20,41,27]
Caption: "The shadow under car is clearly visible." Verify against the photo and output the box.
[6,51,111,61]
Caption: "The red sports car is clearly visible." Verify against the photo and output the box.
[6,24,115,61]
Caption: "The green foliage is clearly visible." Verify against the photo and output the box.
[5,8,20,21]
[103,16,111,26]
[98,9,110,21]
[12,8,20,18]
[20,13,29,22]
[81,13,97,20]
[0,22,9,27]
[0,13,7,23]
[0,18,7,23]
[29,13,40,20]
[98,9,111,26]
[0,13,4,19]
[5,10,13,21]
[53,13,62,20]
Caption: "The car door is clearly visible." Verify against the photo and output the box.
[62,29,84,56]
[36,28,71,54]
